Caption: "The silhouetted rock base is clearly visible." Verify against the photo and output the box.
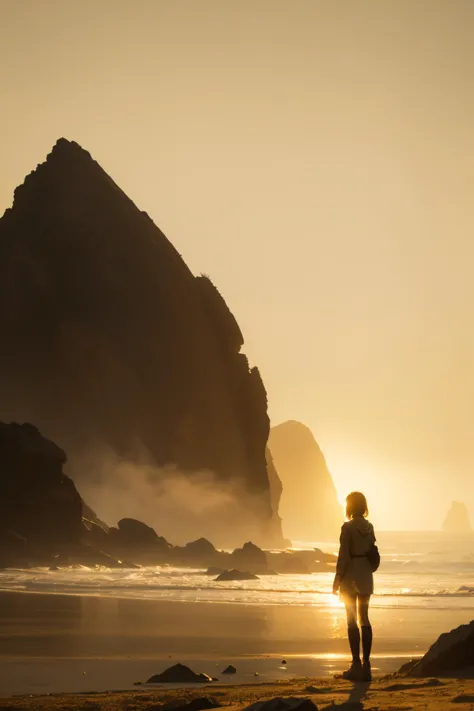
[398,620,474,677]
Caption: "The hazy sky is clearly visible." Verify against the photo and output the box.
[1,0,474,530]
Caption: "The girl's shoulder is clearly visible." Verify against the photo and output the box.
[343,517,375,533]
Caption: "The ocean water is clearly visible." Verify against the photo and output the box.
[0,531,473,695]
[0,531,473,611]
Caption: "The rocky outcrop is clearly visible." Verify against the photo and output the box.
[0,138,283,547]
[0,421,83,564]
[184,538,216,557]
[0,421,140,568]
[442,502,472,534]
[230,541,268,573]
[399,620,474,677]
[115,518,170,546]
[268,421,343,542]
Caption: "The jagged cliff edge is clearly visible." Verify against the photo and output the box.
[0,138,284,547]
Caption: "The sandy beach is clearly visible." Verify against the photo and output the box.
[1,674,474,711]
[1,588,471,698]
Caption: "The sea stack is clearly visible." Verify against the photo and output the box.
[0,139,283,547]
[442,501,472,534]
[269,420,343,542]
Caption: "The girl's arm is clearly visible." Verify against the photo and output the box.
[332,524,351,594]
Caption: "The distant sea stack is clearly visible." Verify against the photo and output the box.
[0,138,283,547]
[442,502,472,534]
[268,420,343,542]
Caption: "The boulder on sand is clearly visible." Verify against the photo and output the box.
[215,569,259,581]
[147,663,214,683]
[222,665,237,674]
[399,620,474,677]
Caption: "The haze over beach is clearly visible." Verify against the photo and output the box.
[1,0,474,707]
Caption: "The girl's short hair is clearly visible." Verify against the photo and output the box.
[346,491,368,519]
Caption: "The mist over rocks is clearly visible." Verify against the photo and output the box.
[268,421,343,542]
[0,420,335,572]
[442,501,472,534]
[0,138,283,548]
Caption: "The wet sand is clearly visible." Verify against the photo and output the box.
[0,590,468,696]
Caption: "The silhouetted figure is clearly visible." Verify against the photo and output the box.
[333,491,377,682]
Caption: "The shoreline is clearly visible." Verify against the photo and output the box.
[0,589,438,697]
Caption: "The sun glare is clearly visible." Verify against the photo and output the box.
[329,594,344,608]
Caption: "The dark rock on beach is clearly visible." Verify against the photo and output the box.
[147,663,215,684]
[400,619,474,677]
[222,665,237,674]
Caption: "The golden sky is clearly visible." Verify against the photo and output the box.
[1,0,473,530]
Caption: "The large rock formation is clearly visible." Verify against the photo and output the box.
[399,620,474,677]
[0,139,283,547]
[0,421,83,564]
[268,421,343,542]
[442,501,472,534]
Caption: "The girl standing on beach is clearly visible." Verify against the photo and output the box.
[333,491,378,682]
